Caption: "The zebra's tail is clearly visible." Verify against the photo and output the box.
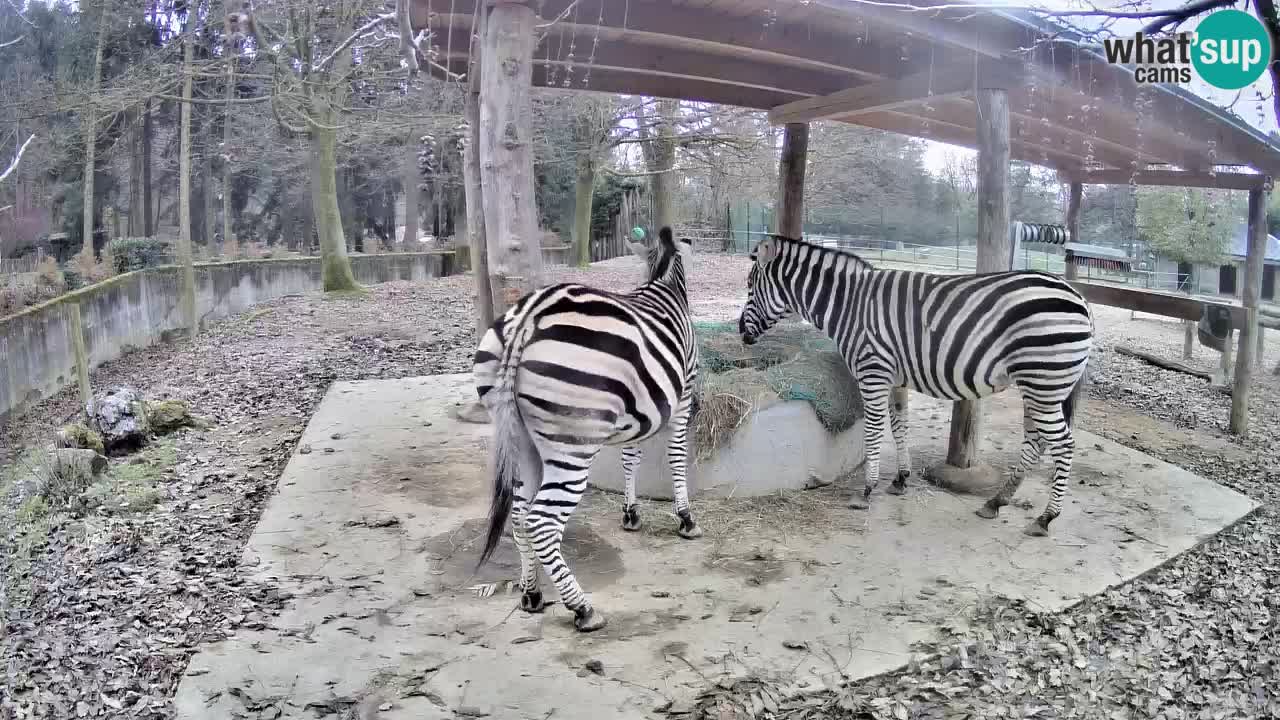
[478,315,540,568]
[1062,359,1089,429]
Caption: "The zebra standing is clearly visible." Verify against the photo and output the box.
[473,227,702,632]
[737,235,1093,536]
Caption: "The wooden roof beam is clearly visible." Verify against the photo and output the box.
[421,0,914,81]
[845,110,1086,172]
[1062,168,1275,191]
[768,62,1023,125]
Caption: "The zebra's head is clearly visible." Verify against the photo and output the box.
[739,235,789,345]
[629,226,693,287]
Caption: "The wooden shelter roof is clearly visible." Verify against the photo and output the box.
[415,0,1280,177]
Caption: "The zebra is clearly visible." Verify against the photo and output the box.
[473,227,701,632]
[737,235,1093,536]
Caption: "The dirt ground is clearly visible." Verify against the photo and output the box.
[3,253,1279,719]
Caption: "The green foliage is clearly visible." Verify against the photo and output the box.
[107,237,173,273]
[1137,188,1239,266]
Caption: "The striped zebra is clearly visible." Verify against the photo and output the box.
[737,235,1093,536]
[473,227,701,632]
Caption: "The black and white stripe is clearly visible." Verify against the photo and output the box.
[738,235,1093,536]
[474,227,701,632]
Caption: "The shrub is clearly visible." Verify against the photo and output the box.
[107,237,174,273]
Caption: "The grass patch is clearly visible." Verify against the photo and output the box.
[82,440,175,515]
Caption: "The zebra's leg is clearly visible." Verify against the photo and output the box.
[620,444,643,531]
[1025,408,1073,536]
[849,384,891,510]
[527,452,607,632]
[976,407,1045,521]
[885,387,911,496]
[667,393,702,539]
[512,479,545,613]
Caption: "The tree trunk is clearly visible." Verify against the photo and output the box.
[464,76,495,339]
[479,1,542,312]
[203,145,216,251]
[571,151,595,267]
[775,122,808,238]
[1230,187,1268,434]
[82,1,109,256]
[128,108,143,237]
[311,123,360,292]
[177,33,197,337]
[143,98,154,237]
[401,144,420,246]
[221,26,237,251]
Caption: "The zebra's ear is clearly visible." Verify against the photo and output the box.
[677,237,694,258]
[628,242,650,259]
[755,237,780,266]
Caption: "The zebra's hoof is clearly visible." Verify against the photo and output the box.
[1022,517,1051,537]
[975,503,1001,520]
[677,521,704,539]
[848,494,872,510]
[520,590,546,614]
[574,607,607,632]
[621,506,642,532]
[886,483,906,496]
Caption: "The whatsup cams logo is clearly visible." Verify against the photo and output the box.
[1102,9,1273,90]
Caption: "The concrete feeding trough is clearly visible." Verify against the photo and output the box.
[593,322,866,498]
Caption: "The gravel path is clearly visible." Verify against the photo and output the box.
[2,254,1278,719]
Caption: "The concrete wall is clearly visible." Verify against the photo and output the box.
[1,252,456,419]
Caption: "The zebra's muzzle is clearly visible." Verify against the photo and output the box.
[741,332,759,346]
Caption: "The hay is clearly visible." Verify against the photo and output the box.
[690,321,863,460]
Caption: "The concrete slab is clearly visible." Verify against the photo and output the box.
[174,375,1258,720]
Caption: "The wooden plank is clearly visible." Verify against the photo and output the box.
[462,24,495,342]
[1065,168,1273,191]
[1115,346,1212,382]
[948,87,1010,470]
[768,62,1020,125]
[775,123,808,238]
[1068,281,1243,325]
[1064,182,1082,281]
[1230,187,1268,434]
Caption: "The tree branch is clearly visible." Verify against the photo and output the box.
[1141,0,1236,33]
[313,13,394,72]
[0,133,35,183]
[0,36,20,50]
[395,0,420,74]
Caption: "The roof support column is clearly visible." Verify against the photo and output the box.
[479,0,542,314]
[775,122,808,239]
[1230,184,1270,433]
[1064,181,1082,281]
[930,86,1010,493]
[463,6,494,342]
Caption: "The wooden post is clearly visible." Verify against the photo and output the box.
[944,87,1010,473]
[1230,185,1269,434]
[463,20,495,343]
[66,302,92,412]
[1215,329,1234,386]
[775,123,809,238]
[478,0,542,315]
[1064,182,1082,281]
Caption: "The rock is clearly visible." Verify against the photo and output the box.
[89,387,150,454]
[584,659,605,676]
[55,422,105,455]
[146,399,196,434]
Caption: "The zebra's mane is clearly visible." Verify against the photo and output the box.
[771,234,873,270]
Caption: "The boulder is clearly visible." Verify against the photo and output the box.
[146,399,196,434]
[89,387,150,454]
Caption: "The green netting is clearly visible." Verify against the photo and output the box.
[690,321,863,460]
